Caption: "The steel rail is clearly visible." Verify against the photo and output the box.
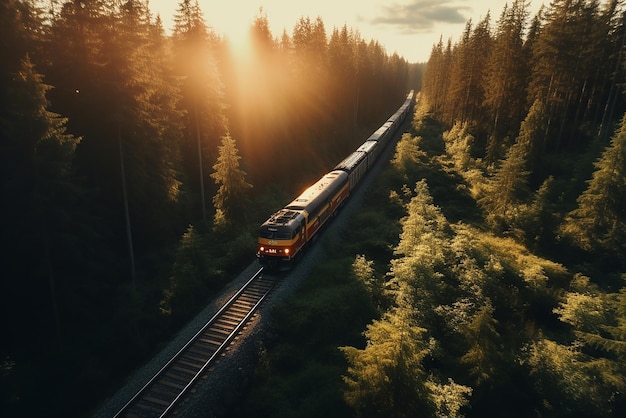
[113,266,270,418]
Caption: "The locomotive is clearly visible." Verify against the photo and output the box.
[257,90,415,270]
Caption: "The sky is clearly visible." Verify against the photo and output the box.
[148,0,544,63]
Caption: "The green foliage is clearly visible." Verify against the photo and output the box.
[554,291,608,333]
[352,255,376,294]
[0,53,86,349]
[161,222,254,323]
[391,181,449,313]
[524,338,624,417]
[160,225,215,321]
[233,259,375,418]
[515,98,548,176]
[421,0,626,253]
[213,226,257,272]
[210,133,253,225]
[341,305,434,418]
[520,272,626,416]
[478,139,530,230]
[517,176,560,249]
[391,133,428,179]
[9,0,626,417]
[426,378,473,418]
[483,0,531,140]
[561,113,626,255]
[443,121,475,172]
[459,302,503,385]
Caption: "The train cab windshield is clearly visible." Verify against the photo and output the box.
[259,226,293,240]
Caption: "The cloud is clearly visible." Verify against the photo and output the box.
[366,0,472,34]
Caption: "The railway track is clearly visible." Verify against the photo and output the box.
[113,267,275,418]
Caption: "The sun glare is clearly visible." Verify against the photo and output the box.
[226,28,253,62]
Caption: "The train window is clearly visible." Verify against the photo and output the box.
[260,228,292,240]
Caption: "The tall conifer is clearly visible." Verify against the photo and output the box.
[561,112,626,253]
[484,0,530,140]
[210,133,252,225]
[0,55,82,346]
[172,0,227,221]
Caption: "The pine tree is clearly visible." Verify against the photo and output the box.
[422,38,447,113]
[210,133,252,225]
[444,20,473,124]
[479,97,549,230]
[160,225,212,320]
[561,112,626,254]
[467,14,493,128]
[484,0,530,140]
[173,0,227,222]
[0,55,82,347]
[531,277,626,416]
[527,0,618,150]
[341,303,433,417]
[517,98,549,178]
[328,25,358,127]
[460,302,503,385]
[45,0,187,278]
[478,139,530,230]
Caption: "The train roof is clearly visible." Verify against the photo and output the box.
[356,140,377,153]
[367,125,389,142]
[334,150,367,172]
[261,208,305,230]
[286,170,348,214]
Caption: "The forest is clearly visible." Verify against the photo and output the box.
[0,1,413,417]
[3,0,626,417]
[229,0,626,417]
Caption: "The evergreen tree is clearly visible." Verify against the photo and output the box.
[443,121,475,172]
[478,98,549,230]
[529,276,626,416]
[467,13,493,128]
[292,16,328,84]
[422,38,447,113]
[444,20,473,124]
[587,284,626,360]
[291,16,332,128]
[390,180,449,328]
[561,112,626,254]
[341,303,433,418]
[328,25,358,127]
[210,133,253,225]
[426,378,473,418]
[478,138,530,230]
[525,337,620,417]
[160,225,213,321]
[484,0,530,140]
[523,175,559,249]
[0,55,82,348]
[391,133,427,180]
[517,97,549,179]
[46,0,186,273]
[172,0,227,222]
[460,301,503,385]
[527,0,615,150]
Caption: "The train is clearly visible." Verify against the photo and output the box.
[257,90,416,270]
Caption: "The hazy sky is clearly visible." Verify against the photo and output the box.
[149,0,544,63]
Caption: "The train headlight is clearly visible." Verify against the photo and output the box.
[259,246,265,252]
[284,248,290,255]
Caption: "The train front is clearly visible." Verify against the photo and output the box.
[257,208,306,270]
